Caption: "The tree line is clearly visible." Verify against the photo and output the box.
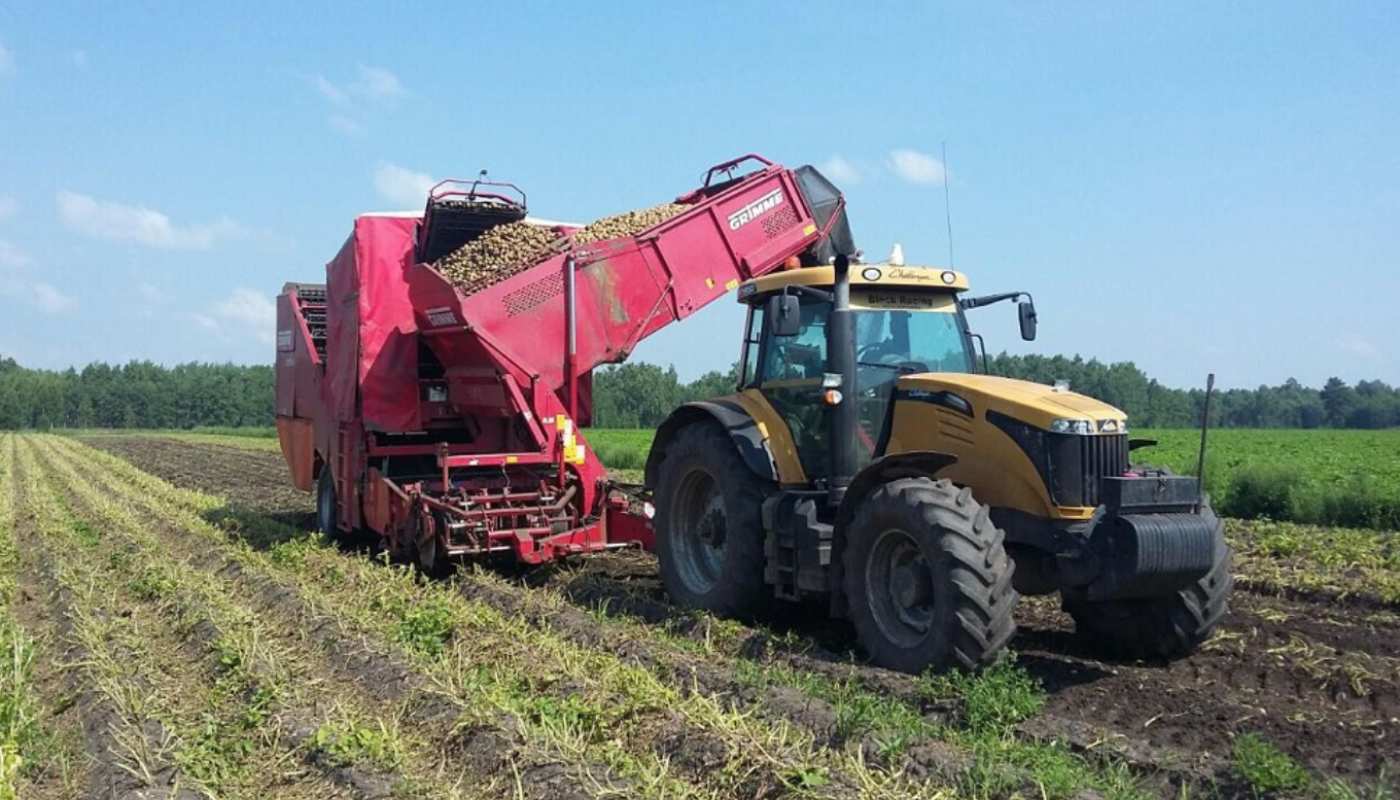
[0,356,272,430]
[592,354,1400,429]
[1,352,1397,430]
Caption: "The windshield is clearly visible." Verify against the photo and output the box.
[854,308,972,374]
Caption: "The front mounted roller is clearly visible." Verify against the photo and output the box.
[1062,499,1233,660]
[842,477,1018,674]
[653,423,772,618]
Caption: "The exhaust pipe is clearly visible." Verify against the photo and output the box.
[827,253,857,507]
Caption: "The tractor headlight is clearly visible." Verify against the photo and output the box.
[1049,418,1094,434]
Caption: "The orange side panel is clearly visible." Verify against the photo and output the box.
[363,468,393,535]
[276,416,316,492]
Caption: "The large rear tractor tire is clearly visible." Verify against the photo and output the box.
[653,423,773,618]
[1062,502,1233,660]
[843,478,1018,674]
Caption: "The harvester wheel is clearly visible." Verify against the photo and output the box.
[316,467,344,542]
[843,478,1017,674]
[654,422,772,618]
[1062,501,1233,660]
[411,522,454,580]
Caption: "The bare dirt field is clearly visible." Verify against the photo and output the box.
[4,432,1392,799]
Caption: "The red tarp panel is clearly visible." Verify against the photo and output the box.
[324,215,422,432]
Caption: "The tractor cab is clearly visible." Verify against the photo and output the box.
[735,264,988,478]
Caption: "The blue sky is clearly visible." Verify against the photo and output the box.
[1,2,1396,389]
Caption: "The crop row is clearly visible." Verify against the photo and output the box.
[43,431,1184,799]
[33,435,953,799]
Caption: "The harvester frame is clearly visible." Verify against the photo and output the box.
[276,155,849,570]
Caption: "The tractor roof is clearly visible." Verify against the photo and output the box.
[738,264,969,302]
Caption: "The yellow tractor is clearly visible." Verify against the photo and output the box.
[645,256,1232,673]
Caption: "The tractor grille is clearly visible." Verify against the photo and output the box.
[1048,433,1129,507]
[986,412,1133,509]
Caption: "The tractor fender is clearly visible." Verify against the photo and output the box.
[645,400,778,488]
[828,450,959,617]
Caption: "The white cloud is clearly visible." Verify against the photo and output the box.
[328,114,366,136]
[888,148,947,186]
[819,155,862,185]
[312,65,403,106]
[0,241,75,314]
[56,190,244,250]
[31,282,76,314]
[215,288,275,344]
[0,241,32,302]
[311,65,404,134]
[373,162,436,208]
[0,43,13,77]
[355,65,403,100]
[0,196,14,221]
[186,311,221,332]
[1337,334,1380,359]
[137,283,170,305]
[313,74,349,106]
[0,240,30,269]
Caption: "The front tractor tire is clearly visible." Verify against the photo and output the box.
[654,423,772,618]
[1062,502,1234,660]
[843,478,1018,674]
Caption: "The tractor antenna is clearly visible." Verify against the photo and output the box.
[1195,372,1215,510]
[942,141,955,269]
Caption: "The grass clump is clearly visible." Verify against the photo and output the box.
[311,714,405,770]
[735,659,931,754]
[0,436,62,797]
[919,659,1146,800]
[1232,732,1310,796]
[1224,464,1298,521]
[0,624,41,799]
[384,593,456,658]
[921,658,1045,734]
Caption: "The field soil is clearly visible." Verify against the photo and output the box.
[56,434,1400,798]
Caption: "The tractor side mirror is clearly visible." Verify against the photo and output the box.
[1018,300,1038,341]
[767,294,801,337]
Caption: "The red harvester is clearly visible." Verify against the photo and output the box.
[275,155,849,573]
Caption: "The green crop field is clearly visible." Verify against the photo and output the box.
[584,427,1400,531]
[65,426,1400,530]
[1134,428,1400,530]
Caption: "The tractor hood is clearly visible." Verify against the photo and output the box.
[896,373,1128,432]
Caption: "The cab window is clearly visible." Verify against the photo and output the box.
[740,305,764,387]
[760,300,831,382]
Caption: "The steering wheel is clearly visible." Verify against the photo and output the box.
[857,341,897,362]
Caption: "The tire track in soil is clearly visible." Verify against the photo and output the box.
[29,441,421,800]
[62,437,917,800]
[4,435,88,800]
[44,438,645,800]
[80,436,314,531]
[73,438,1001,789]
[81,435,1400,791]
[77,436,1207,792]
[11,440,202,800]
[558,548,1400,786]
[76,437,1171,796]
